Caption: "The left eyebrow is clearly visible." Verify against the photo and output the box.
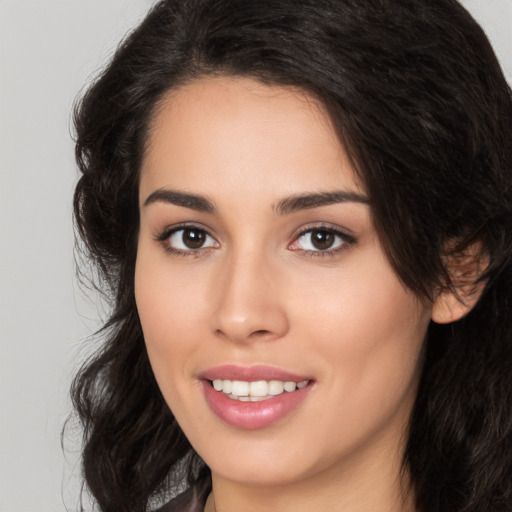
[275,191,369,215]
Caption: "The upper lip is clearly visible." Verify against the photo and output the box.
[199,364,313,383]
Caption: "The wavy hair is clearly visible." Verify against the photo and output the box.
[71,1,512,511]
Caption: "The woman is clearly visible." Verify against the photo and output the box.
[71,1,512,511]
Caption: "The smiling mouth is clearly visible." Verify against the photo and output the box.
[202,369,314,428]
[209,378,310,402]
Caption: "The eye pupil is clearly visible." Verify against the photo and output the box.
[311,230,334,250]
[182,229,205,249]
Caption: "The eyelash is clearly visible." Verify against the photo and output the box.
[289,224,356,258]
[155,223,356,258]
[155,223,218,257]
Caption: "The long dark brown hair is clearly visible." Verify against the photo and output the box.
[71,1,512,511]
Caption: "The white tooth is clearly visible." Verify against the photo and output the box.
[268,380,284,395]
[231,380,249,396]
[222,379,232,394]
[213,379,223,391]
[297,380,308,389]
[284,381,297,392]
[250,396,264,402]
[249,380,268,397]
[238,395,251,401]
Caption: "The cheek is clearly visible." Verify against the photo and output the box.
[290,252,428,351]
[135,239,205,338]
[134,246,200,393]
[291,254,429,425]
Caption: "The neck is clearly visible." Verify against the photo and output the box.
[205,437,416,512]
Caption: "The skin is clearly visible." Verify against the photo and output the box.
[135,76,436,512]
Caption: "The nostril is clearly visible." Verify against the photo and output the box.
[249,329,272,338]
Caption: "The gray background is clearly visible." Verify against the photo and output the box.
[0,1,511,511]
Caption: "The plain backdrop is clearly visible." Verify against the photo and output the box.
[0,1,510,511]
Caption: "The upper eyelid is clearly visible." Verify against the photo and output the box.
[156,224,219,256]
[291,223,355,240]
[154,222,355,251]
[156,222,216,241]
[289,224,357,252]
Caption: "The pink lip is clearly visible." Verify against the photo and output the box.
[199,365,314,430]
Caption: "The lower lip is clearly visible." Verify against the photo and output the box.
[201,380,313,429]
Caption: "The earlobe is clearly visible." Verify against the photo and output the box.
[431,280,485,324]
[431,241,488,324]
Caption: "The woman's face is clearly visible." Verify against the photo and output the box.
[136,77,432,487]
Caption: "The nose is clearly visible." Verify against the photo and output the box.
[210,250,289,344]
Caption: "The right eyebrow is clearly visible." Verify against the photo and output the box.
[143,188,215,213]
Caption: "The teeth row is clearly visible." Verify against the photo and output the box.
[212,379,308,398]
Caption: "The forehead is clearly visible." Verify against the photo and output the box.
[140,76,364,203]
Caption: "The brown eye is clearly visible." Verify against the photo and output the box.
[290,227,349,253]
[182,228,206,249]
[310,230,336,250]
[167,227,218,251]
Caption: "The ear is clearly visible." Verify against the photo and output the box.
[431,241,488,324]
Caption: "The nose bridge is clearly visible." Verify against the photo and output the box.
[211,244,288,343]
